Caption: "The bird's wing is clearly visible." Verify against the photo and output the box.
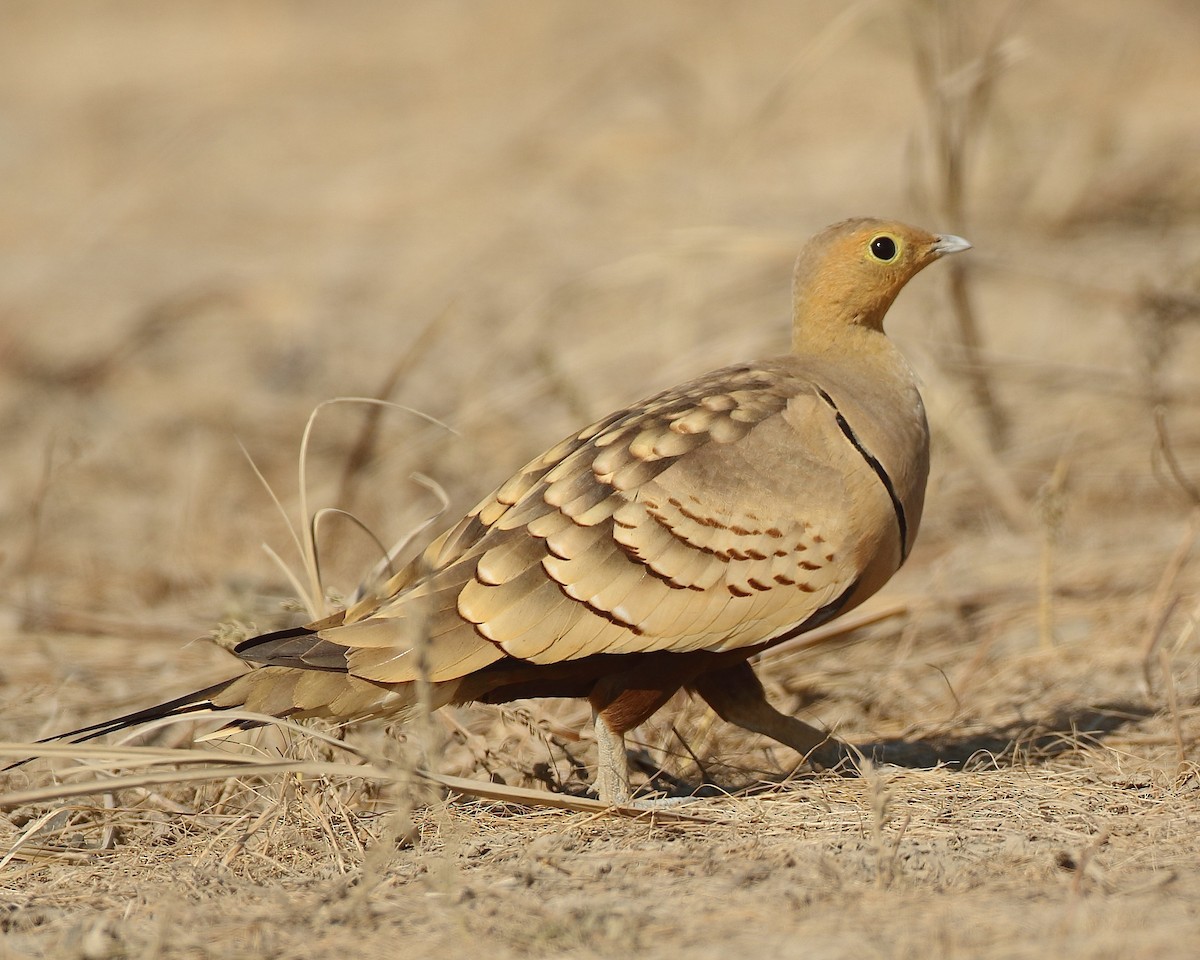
[256,358,907,686]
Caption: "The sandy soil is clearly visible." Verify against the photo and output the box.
[3,2,1200,957]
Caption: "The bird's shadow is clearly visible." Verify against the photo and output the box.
[630,700,1159,800]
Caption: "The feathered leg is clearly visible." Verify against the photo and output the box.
[692,661,850,770]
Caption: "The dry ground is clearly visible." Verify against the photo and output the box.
[3,2,1200,958]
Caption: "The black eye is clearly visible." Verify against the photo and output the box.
[870,235,898,261]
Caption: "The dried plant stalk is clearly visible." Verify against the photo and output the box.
[907,0,1024,450]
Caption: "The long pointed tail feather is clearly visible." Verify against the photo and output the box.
[6,677,243,771]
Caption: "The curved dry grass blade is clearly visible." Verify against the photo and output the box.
[748,0,879,127]
[0,709,376,776]
[311,506,399,594]
[260,542,316,620]
[0,806,83,868]
[335,306,452,511]
[0,760,390,809]
[1,750,714,822]
[238,438,318,617]
[299,397,456,618]
[418,770,719,822]
[0,741,254,765]
[352,473,450,602]
[763,599,910,666]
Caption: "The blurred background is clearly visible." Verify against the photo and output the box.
[1,0,1198,771]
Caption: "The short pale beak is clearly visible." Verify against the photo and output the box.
[932,233,972,256]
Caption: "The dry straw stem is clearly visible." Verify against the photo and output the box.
[917,373,1033,532]
[763,599,910,667]
[907,0,1025,451]
[746,0,881,129]
[0,732,711,848]
[1132,280,1200,409]
[290,397,454,618]
[1036,452,1071,649]
[1155,648,1188,778]
[857,757,912,891]
[1140,511,1199,693]
[1140,409,1200,694]
[334,306,451,515]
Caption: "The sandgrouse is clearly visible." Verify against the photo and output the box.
[26,218,969,804]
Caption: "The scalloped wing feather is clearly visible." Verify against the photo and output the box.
[281,360,906,686]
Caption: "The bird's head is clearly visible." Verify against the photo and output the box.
[791,218,970,346]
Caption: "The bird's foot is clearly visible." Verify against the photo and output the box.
[806,738,864,775]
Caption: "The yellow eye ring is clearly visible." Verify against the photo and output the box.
[868,234,902,263]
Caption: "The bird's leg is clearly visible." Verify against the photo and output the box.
[591,710,631,805]
[588,673,685,803]
[691,661,851,770]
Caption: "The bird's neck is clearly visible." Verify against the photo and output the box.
[789,303,915,395]
[790,306,892,357]
[790,281,896,347]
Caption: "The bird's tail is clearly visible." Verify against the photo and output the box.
[8,661,439,772]
[5,676,244,771]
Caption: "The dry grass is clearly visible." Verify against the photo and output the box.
[3,1,1200,957]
